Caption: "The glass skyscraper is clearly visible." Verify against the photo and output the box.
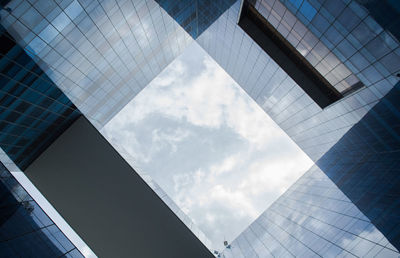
[0,0,399,256]
[220,77,400,257]
[1,0,192,129]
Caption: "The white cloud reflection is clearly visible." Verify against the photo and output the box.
[102,42,313,251]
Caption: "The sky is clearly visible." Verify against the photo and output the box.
[102,42,313,251]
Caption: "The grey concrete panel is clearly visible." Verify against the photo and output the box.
[25,116,213,258]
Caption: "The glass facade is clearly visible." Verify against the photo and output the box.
[252,0,364,95]
[0,161,83,257]
[0,0,192,129]
[197,0,400,162]
[195,0,400,256]
[0,0,399,256]
[0,0,192,255]
[0,25,80,170]
[220,81,400,258]
[222,165,400,257]
[154,0,236,39]
[316,83,400,250]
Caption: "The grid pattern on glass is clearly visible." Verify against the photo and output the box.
[253,0,362,94]
[255,0,400,95]
[0,162,83,257]
[196,0,400,161]
[315,82,400,250]
[222,83,400,256]
[221,166,400,257]
[0,25,80,170]
[0,0,192,129]
[154,0,237,39]
[153,0,197,37]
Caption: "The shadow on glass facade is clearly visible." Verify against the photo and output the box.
[356,0,400,42]
[154,0,237,38]
[221,83,400,257]
[0,25,81,170]
[0,162,83,257]
[317,82,400,250]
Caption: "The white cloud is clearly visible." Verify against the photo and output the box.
[237,153,312,197]
[152,127,191,153]
[102,125,152,163]
[105,45,283,152]
[169,146,313,250]
[209,155,240,176]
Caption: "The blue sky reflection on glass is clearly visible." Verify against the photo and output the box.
[102,42,313,251]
